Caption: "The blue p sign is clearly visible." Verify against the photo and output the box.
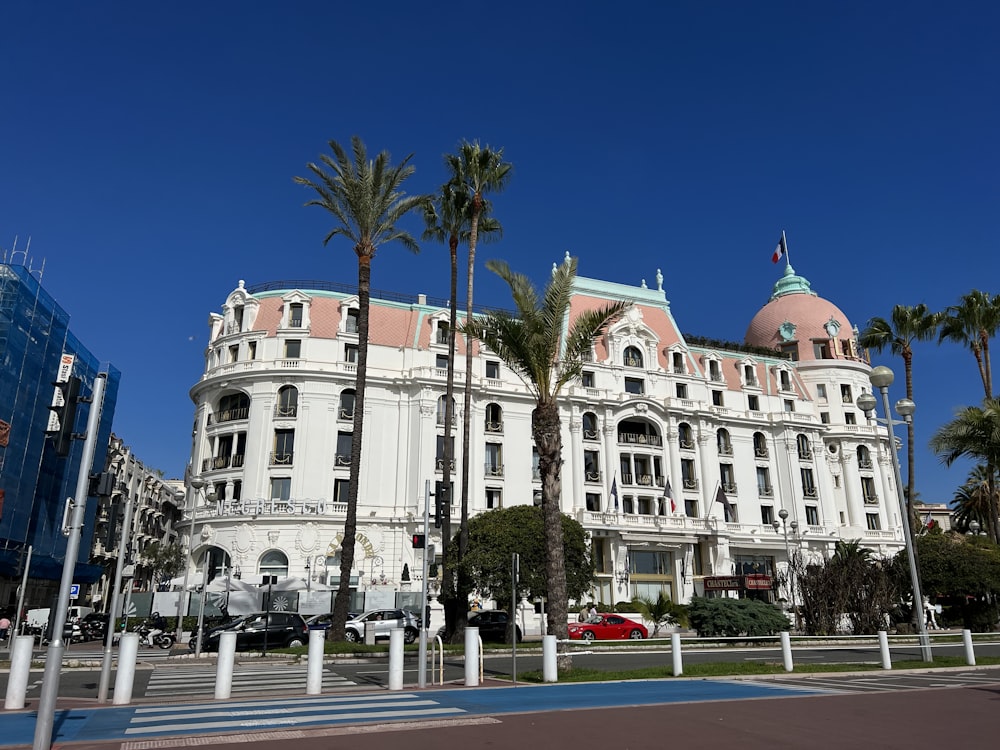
[69,584,79,600]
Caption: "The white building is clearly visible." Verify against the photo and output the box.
[179,258,905,610]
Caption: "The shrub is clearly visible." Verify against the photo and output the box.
[687,596,790,637]
[613,600,640,613]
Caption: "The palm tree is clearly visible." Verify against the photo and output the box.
[294,136,429,639]
[443,141,512,635]
[462,256,628,668]
[930,401,1000,543]
[858,304,940,529]
[421,181,501,639]
[631,593,688,637]
[938,290,1000,399]
[950,466,997,533]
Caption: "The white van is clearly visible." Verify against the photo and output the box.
[25,605,94,631]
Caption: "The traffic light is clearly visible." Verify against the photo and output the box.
[46,376,81,457]
[434,484,449,528]
[411,534,425,549]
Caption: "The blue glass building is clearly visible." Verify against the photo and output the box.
[0,262,119,607]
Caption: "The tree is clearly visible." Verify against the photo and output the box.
[443,141,512,640]
[631,593,688,636]
[461,256,628,668]
[938,290,1000,399]
[143,541,185,592]
[916,531,1000,630]
[422,179,501,641]
[930,400,1000,544]
[449,505,594,622]
[950,465,999,533]
[295,136,429,639]
[858,304,940,530]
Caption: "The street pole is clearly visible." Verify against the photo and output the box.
[98,494,134,702]
[33,373,106,750]
[418,480,430,688]
[12,546,31,642]
[193,561,210,657]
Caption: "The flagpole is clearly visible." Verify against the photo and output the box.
[782,230,790,267]
[704,481,720,521]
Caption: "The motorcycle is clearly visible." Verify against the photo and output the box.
[135,623,175,649]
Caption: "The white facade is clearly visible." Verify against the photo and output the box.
[179,263,905,609]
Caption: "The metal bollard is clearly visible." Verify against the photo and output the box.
[388,628,404,690]
[780,631,793,672]
[215,631,237,699]
[5,636,34,709]
[113,633,140,705]
[464,626,480,686]
[878,630,891,669]
[306,628,325,694]
[542,635,558,682]
[671,632,683,676]
[962,629,976,666]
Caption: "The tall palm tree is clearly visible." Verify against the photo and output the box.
[930,401,1000,543]
[462,256,628,669]
[858,304,940,530]
[938,290,1000,399]
[443,141,512,634]
[421,182,501,639]
[294,136,429,639]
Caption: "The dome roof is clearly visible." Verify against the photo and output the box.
[745,264,855,361]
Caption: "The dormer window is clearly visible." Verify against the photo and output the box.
[288,303,303,328]
[672,351,685,374]
[743,364,758,387]
[708,359,723,382]
[345,308,360,334]
[436,321,450,345]
[779,369,792,391]
[623,346,644,369]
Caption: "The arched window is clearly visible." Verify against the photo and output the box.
[624,346,644,369]
[217,392,250,423]
[797,434,812,460]
[717,428,732,456]
[275,385,298,418]
[753,432,768,458]
[582,412,599,441]
[339,389,355,420]
[857,445,872,469]
[678,422,694,450]
[437,395,456,426]
[259,549,289,579]
[485,403,503,433]
[200,547,231,584]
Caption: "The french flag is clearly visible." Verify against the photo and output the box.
[772,232,788,264]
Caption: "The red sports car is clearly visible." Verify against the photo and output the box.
[568,614,648,641]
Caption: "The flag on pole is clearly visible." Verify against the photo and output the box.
[611,476,619,512]
[716,484,733,520]
[923,510,933,528]
[771,232,788,264]
[665,479,676,513]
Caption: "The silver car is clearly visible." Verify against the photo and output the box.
[344,609,420,644]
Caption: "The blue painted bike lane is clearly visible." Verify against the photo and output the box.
[0,679,822,746]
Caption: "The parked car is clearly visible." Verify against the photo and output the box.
[567,613,647,642]
[344,609,420,644]
[444,610,521,643]
[191,612,309,651]
[305,612,359,639]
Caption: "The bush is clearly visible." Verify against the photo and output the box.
[687,597,790,637]
[614,600,640,613]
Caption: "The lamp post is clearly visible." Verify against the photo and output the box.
[969,520,984,536]
[305,559,311,592]
[615,554,630,592]
[772,508,799,628]
[174,476,216,651]
[857,365,932,661]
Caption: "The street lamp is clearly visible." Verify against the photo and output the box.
[772,508,799,628]
[857,365,932,661]
[969,520,983,536]
[304,558,311,592]
[174,476,216,649]
[615,555,630,591]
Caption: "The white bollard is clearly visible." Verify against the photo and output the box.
[388,628,404,691]
[780,631,793,672]
[365,622,376,645]
[878,631,891,669]
[306,628,325,695]
[671,631,683,676]
[113,633,140,705]
[5,636,34,709]
[215,631,237,699]
[464,626,480,686]
[963,629,976,666]
[542,634,558,683]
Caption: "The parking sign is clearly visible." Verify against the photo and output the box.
[69,584,79,600]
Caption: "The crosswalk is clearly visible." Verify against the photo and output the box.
[755,670,1000,694]
[123,693,466,736]
[48,647,176,663]
[144,663,359,698]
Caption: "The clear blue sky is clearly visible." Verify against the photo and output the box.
[2,2,997,504]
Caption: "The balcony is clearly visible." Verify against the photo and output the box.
[485,421,504,433]
[339,408,354,420]
[435,458,456,473]
[484,464,505,478]
[618,432,662,447]
[758,484,773,497]
[269,452,294,466]
[718,444,733,456]
[683,478,699,490]
[803,487,818,498]
[709,372,724,382]
[335,454,351,467]
[584,471,602,483]
[722,482,738,493]
[798,449,813,460]
[858,458,873,470]
[754,447,769,458]
[679,439,695,451]
[212,407,249,425]
[232,454,245,468]
[274,405,298,418]
[863,493,879,505]
[201,455,231,472]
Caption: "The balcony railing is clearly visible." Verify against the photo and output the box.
[232,454,245,468]
[858,458,873,470]
[863,493,879,504]
[485,421,504,433]
[683,478,699,490]
[584,471,602,483]
[270,452,294,466]
[335,454,351,467]
[339,408,354,420]
[679,439,695,451]
[583,429,599,441]
[718,444,733,456]
[709,372,724,382]
[532,468,541,481]
[274,404,298,418]
[754,447,769,458]
[484,464,504,477]
[202,455,231,471]
[618,432,662,447]
[798,449,813,460]
[211,407,249,425]
[803,487,818,498]
[758,484,773,497]
[435,458,456,472]
[722,482,738,493]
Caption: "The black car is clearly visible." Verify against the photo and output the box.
[192,612,308,651]
[304,612,359,639]
[440,610,522,643]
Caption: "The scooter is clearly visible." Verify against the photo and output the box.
[136,623,175,649]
